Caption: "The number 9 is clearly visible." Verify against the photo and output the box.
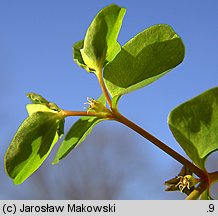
[209,204,214,212]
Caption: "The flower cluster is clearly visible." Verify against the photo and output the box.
[165,166,199,195]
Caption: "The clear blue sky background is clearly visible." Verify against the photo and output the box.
[0,0,218,199]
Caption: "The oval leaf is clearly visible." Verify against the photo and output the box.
[168,87,218,169]
[104,24,185,102]
[80,4,126,71]
[5,112,61,184]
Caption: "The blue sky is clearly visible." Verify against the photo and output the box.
[0,0,218,199]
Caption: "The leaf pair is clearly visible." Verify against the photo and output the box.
[5,93,64,184]
[5,91,106,184]
[74,4,185,108]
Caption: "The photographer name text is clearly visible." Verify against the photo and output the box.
[3,203,116,214]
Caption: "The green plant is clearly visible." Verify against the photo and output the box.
[5,4,218,200]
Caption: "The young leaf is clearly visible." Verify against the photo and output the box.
[27,92,60,111]
[104,24,185,105]
[5,112,62,184]
[168,87,218,169]
[73,40,95,72]
[27,92,49,104]
[52,116,103,164]
[80,4,126,71]
[26,93,65,137]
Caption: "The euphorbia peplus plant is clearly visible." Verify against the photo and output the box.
[5,4,218,200]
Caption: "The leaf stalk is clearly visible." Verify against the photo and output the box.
[96,68,112,108]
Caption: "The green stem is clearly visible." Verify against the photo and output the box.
[113,111,207,179]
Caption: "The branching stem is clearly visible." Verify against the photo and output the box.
[64,67,209,191]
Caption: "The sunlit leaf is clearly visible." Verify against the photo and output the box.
[104,24,185,106]
[5,112,62,184]
[168,87,218,169]
[26,104,55,116]
[80,4,126,71]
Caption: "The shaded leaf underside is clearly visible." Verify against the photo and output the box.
[104,24,185,102]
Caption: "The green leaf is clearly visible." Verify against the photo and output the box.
[73,40,95,72]
[80,4,126,71]
[168,87,218,169]
[26,104,56,115]
[27,92,49,104]
[26,92,61,111]
[52,117,103,164]
[5,112,62,184]
[104,24,185,104]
